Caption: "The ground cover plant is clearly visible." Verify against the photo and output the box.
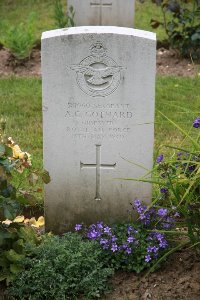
[7,233,114,300]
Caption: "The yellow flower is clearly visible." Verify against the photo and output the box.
[12,144,25,159]
[27,216,45,228]
[13,215,25,223]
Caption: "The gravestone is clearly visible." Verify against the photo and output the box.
[68,0,135,27]
[42,26,156,233]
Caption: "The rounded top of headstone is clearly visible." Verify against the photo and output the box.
[42,26,156,41]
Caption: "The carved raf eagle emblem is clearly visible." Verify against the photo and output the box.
[69,41,124,97]
[70,65,123,86]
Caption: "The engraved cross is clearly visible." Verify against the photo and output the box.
[90,0,112,25]
[80,144,116,201]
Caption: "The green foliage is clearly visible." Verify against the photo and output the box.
[1,13,37,60]
[147,0,200,58]
[0,120,49,284]
[54,0,75,28]
[129,114,200,248]
[154,114,200,246]
[0,223,39,284]
[7,233,114,300]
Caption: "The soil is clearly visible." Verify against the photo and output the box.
[103,248,200,300]
[0,47,200,77]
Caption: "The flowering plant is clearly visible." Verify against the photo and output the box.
[0,119,49,284]
[155,116,200,246]
[0,119,50,220]
[129,115,200,248]
[75,199,179,273]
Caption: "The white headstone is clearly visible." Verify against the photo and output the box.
[68,0,135,27]
[42,27,156,233]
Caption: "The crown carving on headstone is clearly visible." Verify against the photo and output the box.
[90,41,107,57]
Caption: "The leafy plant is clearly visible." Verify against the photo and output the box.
[0,223,40,284]
[143,0,200,58]
[54,0,75,28]
[1,13,37,60]
[7,233,114,300]
[0,119,50,284]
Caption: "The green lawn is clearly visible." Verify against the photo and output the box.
[0,77,42,169]
[0,0,167,43]
[0,76,199,171]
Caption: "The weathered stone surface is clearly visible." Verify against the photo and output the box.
[42,26,156,233]
[68,0,135,27]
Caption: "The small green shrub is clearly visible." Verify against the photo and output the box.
[0,223,40,284]
[7,233,114,300]
[2,13,37,60]
[54,0,75,28]
[142,0,200,58]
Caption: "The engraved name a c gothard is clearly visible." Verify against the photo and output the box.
[70,41,123,97]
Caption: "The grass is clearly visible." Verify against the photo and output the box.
[0,0,167,43]
[155,76,200,152]
[0,76,199,169]
[0,0,67,43]
[0,77,42,170]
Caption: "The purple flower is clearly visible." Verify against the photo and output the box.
[122,243,128,250]
[174,212,180,218]
[87,230,99,239]
[189,165,195,172]
[145,255,152,262]
[159,239,168,249]
[127,225,133,235]
[193,118,200,128]
[134,199,142,208]
[126,247,132,255]
[111,243,118,252]
[157,208,168,217]
[127,236,135,243]
[100,238,109,245]
[111,235,118,242]
[75,224,82,231]
[162,222,172,229]
[96,221,104,230]
[160,187,168,194]
[156,154,164,163]
[104,226,112,234]
[147,246,158,253]
[100,238,109,249]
